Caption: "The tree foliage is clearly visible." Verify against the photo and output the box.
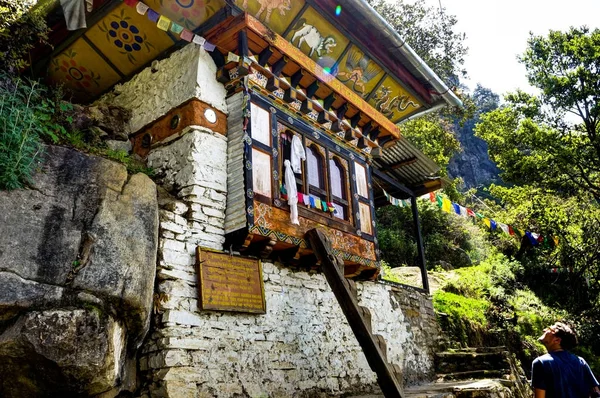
[367,0,467,84]
[0,0,48,75]
[477,28,600,200]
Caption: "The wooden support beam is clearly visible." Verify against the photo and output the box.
[344,128,354,141]
[372,168,414,197]
[350,113,361,128]
[290,69,304,88]
[258,46,273,66]
[331,119,343,133]
[238,29,249,58]
[271,56,288,76]
[306,80,320,98]
[357,137,367,149]
[323,93,336,110]
[411,196,430,294]
[210,49,225,68]
[317,110,330,124]
[361,121,373,137]
[266,75,281,92]
[336,103,348,120]
[300,98,313,114]
[306,229,404,398]
[283,87,297,103]
[369,127,381,141]
[377,135,393,147]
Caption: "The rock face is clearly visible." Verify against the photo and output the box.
[0,146,159,397]
[448,121,500,190]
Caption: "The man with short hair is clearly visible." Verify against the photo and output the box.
[532,322,600,398]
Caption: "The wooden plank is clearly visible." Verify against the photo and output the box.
[306,228,404,398]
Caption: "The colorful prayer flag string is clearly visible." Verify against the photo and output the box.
[123,0,216,52]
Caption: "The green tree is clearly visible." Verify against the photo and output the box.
[477,27,600,200]
[367,0,467,84]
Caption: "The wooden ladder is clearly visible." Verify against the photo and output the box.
[306,228,404,398]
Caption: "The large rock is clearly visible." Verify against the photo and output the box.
[0,146,158,397]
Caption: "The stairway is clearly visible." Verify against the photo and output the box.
[403,347,531,398]
[306,228,404,398]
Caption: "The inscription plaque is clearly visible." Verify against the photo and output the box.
[196,248,266,313]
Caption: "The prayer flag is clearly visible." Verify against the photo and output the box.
[170,22,184,34]
[441,198,452,213]
[460,206,468,217]
[157,15,171,31]
[124,0,137,6]
[315,198,322,210]
[483,218,491,229]
[499,223,510,235]
[193,35,206,46]
[227,52,240,63]
[203,41,216,52]
[490,219,497,231]
[321,200,328,212]
[453,203,461,215]
[136,1,149,14]
[309,196,315,208]
[436,194,443,209]
[147,9,159,22]
[429,192,436,203]
[180,29,194,42]
[467,208,476,217]
[303,194,310,206]
[297,192,303,203]
[526,232,539,246]
[508,225,515,236]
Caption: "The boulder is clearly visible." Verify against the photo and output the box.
[0,145,158,396]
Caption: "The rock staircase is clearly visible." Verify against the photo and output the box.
[402,347,531,398]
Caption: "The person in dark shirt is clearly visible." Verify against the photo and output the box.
[531,322,600,398]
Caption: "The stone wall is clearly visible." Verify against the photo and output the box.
[138,209,439,397]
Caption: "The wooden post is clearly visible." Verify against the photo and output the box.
[410,196,430,294]
[306,228,404,398]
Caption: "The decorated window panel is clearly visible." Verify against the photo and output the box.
[354,162,369,199]
[250,102,271,147]
[252,148,272,198]
[359,202,373,236]
[329,156,350,221]
[306,142,327,202]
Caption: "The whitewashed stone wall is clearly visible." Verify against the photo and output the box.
[138,223,439,398]
[96,44,227,133]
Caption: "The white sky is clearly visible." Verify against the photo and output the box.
[426,0,600,96]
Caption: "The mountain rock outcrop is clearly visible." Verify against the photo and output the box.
[0,145,158,397]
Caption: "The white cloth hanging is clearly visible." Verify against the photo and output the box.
[284,160,299,225]
[290,135,306,174]
[60,0,87,30]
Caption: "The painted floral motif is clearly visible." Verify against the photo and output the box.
[161,0,217,30]
[99,9,155,64]
[51,49,101,90]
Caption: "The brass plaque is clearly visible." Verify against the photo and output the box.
[196,248,266,314]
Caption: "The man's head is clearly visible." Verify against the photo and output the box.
[539,322,578,352]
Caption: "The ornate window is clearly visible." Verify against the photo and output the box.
[329,157,348,220]
[306,144,326,201]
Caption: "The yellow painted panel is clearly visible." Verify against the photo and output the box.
[335,45,384,99]
[234,0,304,35]
[146,0,226,31]
[85,4,174,76]
[48,40,121,100]
[368,76,422,121]
[285,7,349,71]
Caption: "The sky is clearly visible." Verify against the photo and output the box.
[425,0,600,96]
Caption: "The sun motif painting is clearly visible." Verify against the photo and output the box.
[85,4,174,76]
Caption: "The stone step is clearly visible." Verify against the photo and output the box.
[435,351,510,374]
[349,379,515,398]
[436,369,509,381]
